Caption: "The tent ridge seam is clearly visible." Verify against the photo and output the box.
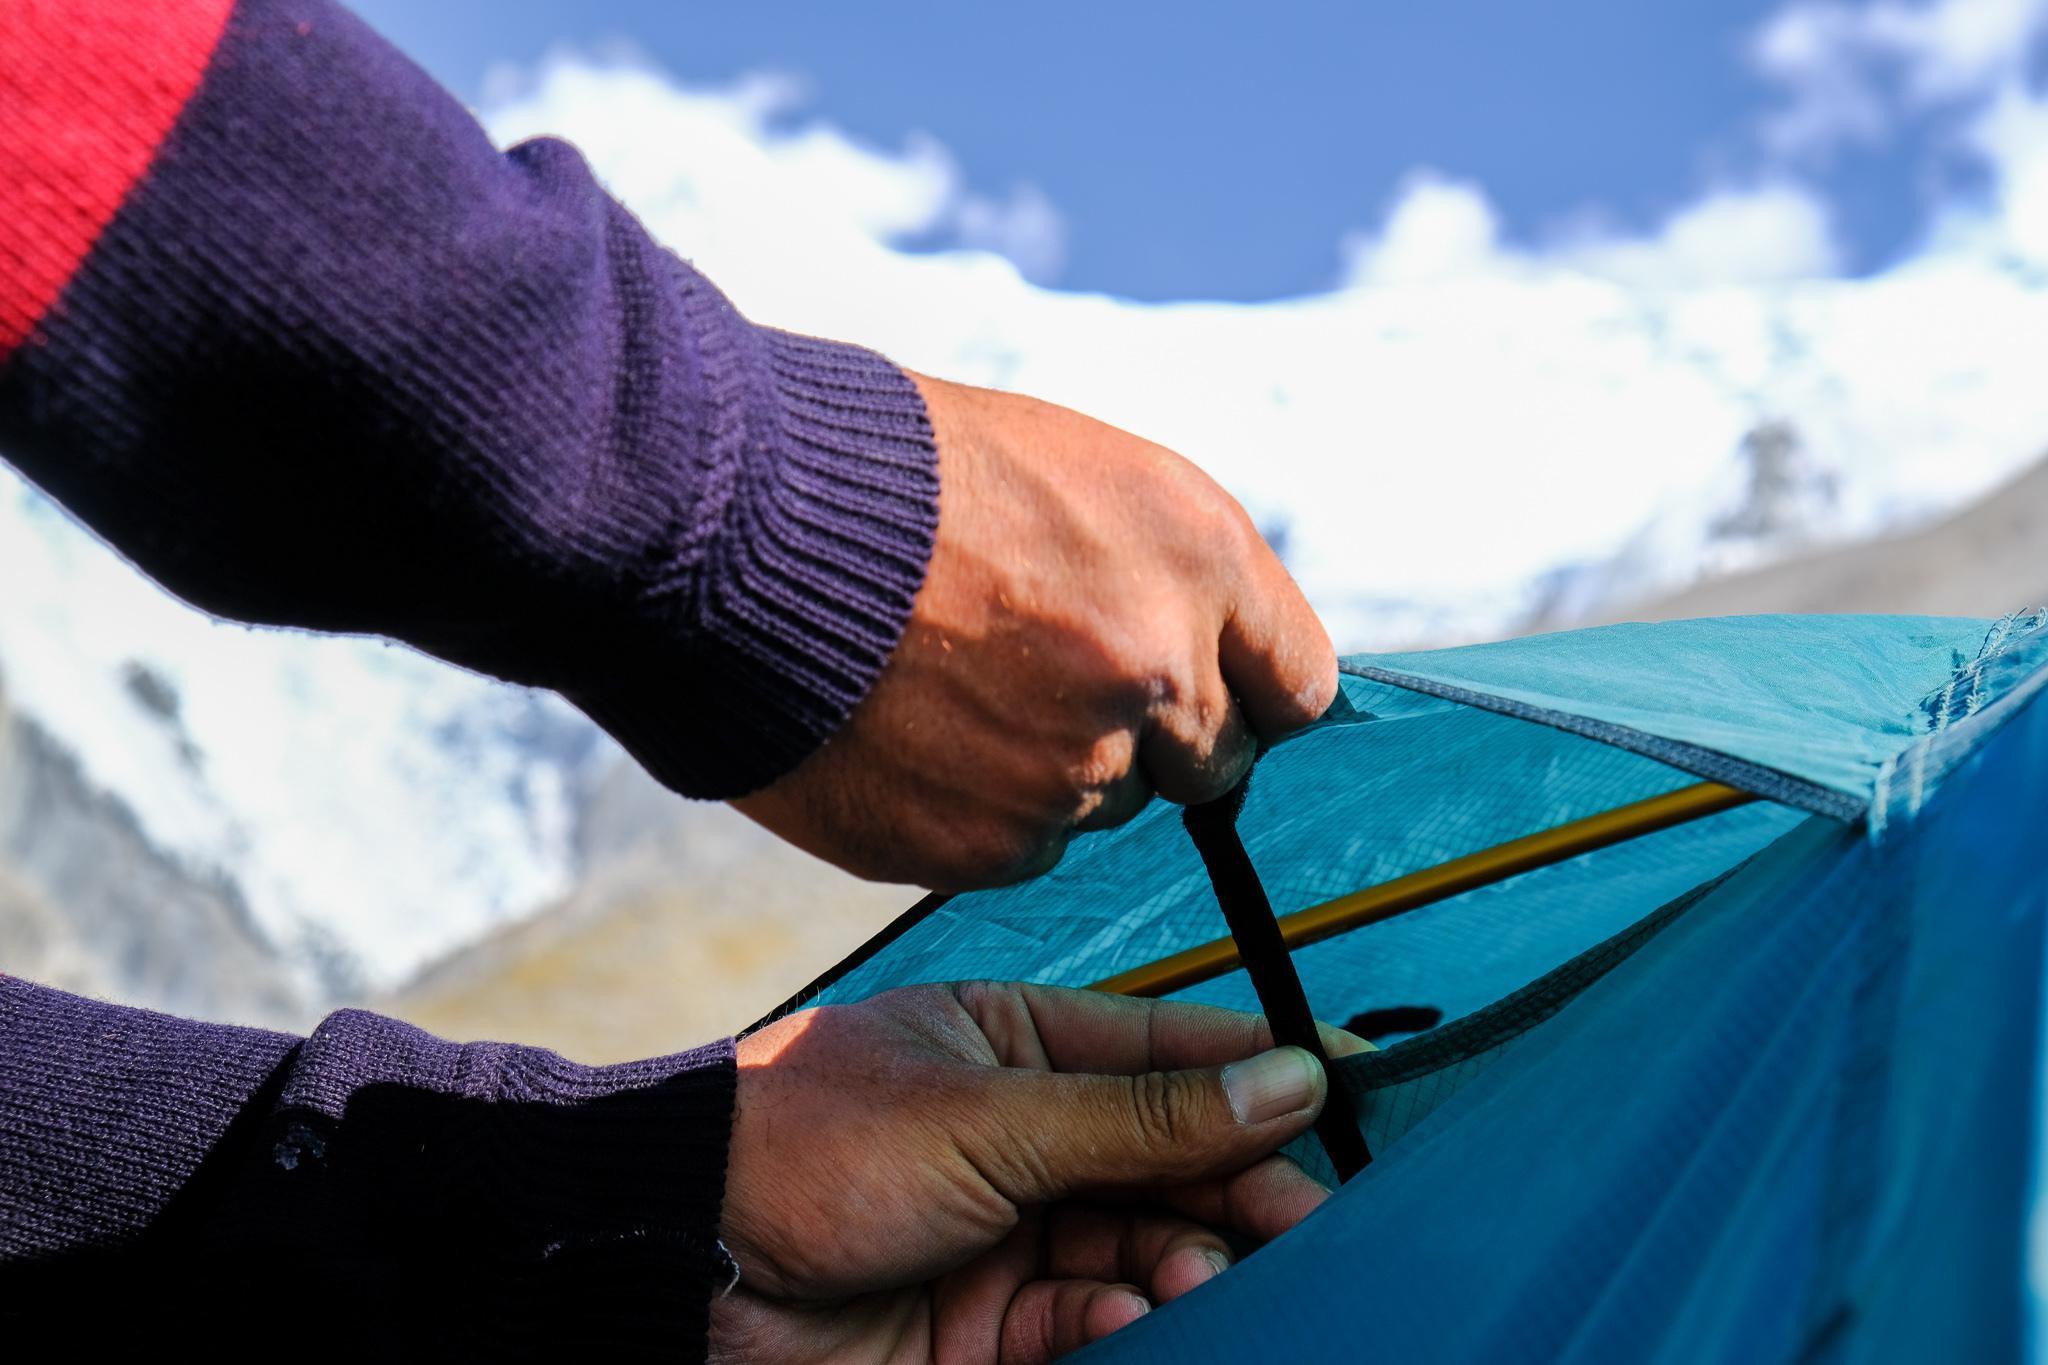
[1923,607,2047,734]
[1337,662,1862,822]
[1887,606,2048,830]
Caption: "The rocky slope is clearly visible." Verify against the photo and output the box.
[1593,451,2048,623]
[383,760,912,1062]
[0,691,304,1026]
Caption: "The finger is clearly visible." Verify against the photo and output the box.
[973,1045,1326,1204]
[932,1212,1044,1365]
[936,816,1072,892]
[1073,763,1153,833]
[998,821,1074,886]
[1137,663,1255,806]
[1044,1205,1234,1303]
[1158,1151,1333,1243]
[1219,544,1338,742]
[1000,1280,1151,1365]
[960,982,1373,1074]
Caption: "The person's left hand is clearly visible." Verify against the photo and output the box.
[711,981,1372,1364]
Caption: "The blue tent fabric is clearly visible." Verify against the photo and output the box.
[1348,612,2048,817]
[802,612,2048,1362]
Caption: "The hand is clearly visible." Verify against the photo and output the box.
[710,981,1371,1365]
[734,374,1337,890]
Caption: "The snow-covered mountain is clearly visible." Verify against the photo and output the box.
[0,474,611,1017]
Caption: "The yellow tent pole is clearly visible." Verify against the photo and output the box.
[1087,779,1758,999]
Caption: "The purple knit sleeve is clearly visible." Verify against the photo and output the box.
[0,975,737,1353]
[0,0,940,799]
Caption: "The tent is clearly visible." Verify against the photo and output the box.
[786,611,2048,1363]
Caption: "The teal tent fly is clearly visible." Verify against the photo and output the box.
[788,612,2048,1363]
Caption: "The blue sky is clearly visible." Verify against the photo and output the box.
[347,0,1996,300]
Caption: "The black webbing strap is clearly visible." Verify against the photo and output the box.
[1183,775,1372,1181]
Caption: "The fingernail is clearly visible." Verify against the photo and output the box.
[1222,1046,1320,1124]
[1202,1248,1232,1280]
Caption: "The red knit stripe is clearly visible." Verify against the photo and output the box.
[0,0,235,359]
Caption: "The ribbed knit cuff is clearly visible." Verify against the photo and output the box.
[274,1011,739,1353]
[572,324,940,801]
[0,977,300,1260]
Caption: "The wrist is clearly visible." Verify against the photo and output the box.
[271,1012,741,1347]
[566,324,939,801]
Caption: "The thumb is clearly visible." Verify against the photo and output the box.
[980,1046,1327,1203]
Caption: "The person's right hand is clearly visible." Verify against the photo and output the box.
[735,373,1337,890]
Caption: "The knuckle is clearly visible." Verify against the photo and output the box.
[1171,471,1240,541]
[1090,612,1191,703]
[949,978,1000,1019]
[1149,665,1194,717]
[1277,641,1341,724]
[1202,497,1261,569]
[1142,668,1209,738]
[1222,500,1263,556]
[1255,678,1333,742]
[1191,687,1240,742]
[1124,1070,1189,1150]
[1001,1292,1060,1364]
[1108,641,1184,716]
[1288,672,1340,729]
[1067,728,1138,794]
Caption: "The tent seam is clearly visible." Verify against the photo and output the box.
[1896,607,2048,826]
[1338,662,1861,822]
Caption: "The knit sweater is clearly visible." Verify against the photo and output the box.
[0,0,943,1351]
[0,980,740,1352]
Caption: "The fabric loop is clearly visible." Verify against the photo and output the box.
[1183,775,1372,1180]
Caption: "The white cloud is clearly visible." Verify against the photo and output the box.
[1341,175,1841,290]
[482,54,1070,285]
[1754,0,2048,156]
[475,43,2048,655]
[1747,0,2048,263]
[766,123,957,241]
[1557,185,1843,286]
[1339,173,1506,286]
[1753,1,1899,154]
[1872,0,2048,99]
[1970,85,2048,256]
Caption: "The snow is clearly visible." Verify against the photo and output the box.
[0,479,602,992]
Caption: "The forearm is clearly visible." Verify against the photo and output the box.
[0,0,939,798]
[0,976,736,1351]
